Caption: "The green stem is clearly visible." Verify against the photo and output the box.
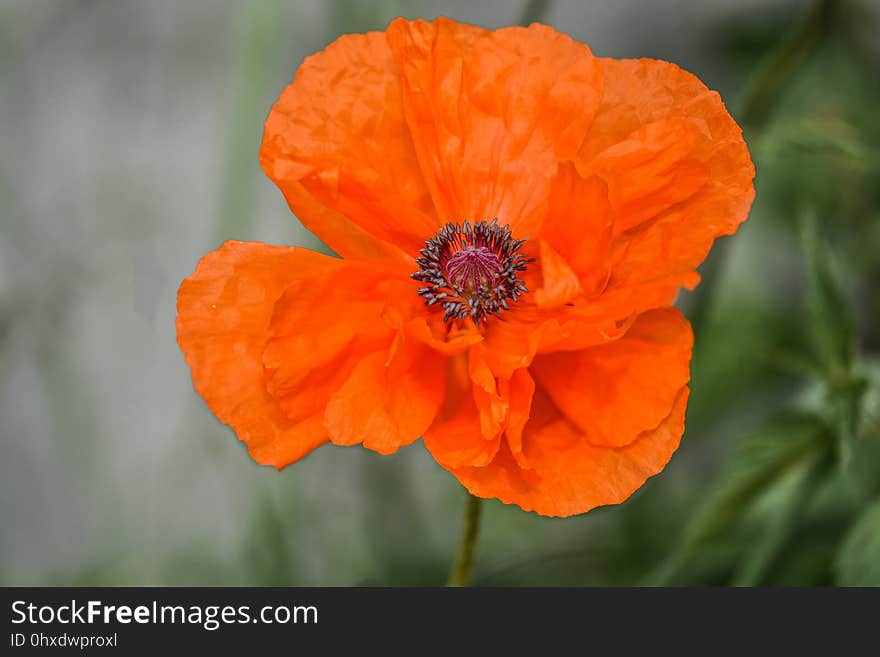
[447,493,483,587]
[686,0,839,340]
[519,0,551,25]
[216,0,282,241]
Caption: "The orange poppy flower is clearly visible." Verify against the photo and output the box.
[177,17,754,516]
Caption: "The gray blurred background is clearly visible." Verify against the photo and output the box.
[3,0,879,586]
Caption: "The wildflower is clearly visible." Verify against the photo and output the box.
[177,17,754,516]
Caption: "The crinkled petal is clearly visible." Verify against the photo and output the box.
[324,336,445,454]
[177,241,445,467]
[448,385,690,517]
[469,347,508,439]
[581,116,709,233]
[387,17,603,237]
[260,31,437,260]
[406,315,484,356]
[423,353,500,468]
[530,307,692,448]
[264,260,444,456]
[479,295,636,379]
[504,367,536,469]
[539,167,615,298]
[533,240,582,309]
[578,58,755,313]
[424,351,537,470]
[177,241,339,467]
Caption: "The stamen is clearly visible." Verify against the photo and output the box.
[412,219,531,326]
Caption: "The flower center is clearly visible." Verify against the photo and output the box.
[412,219,530,326]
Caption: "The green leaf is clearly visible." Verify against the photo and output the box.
[800,210,856,379]
[799,211,865,467]
[835,497,880,586]
[859,359,880,444]
[685,413,830,548]
[731,453,831,585]
[826,375,868,468]
[646,412,830,585]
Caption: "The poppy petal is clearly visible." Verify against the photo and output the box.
[581,117,709,233]
[263,260,444,457]
[504,367,536,469]
[176,241,339,467]
[530,307,692,448]
[424,405,502,469]
[479,297,635,380]
[579,58,755,313]
[448,385,689,517]
[469,347,508,439]
[534,240,583,309]
[178,241,444,468]
[260,31,437,260]
[324,333,446,455]
[425,352,535,470]
[424,353,501,468]
[387,18,603,237]
[540,167,616,298]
